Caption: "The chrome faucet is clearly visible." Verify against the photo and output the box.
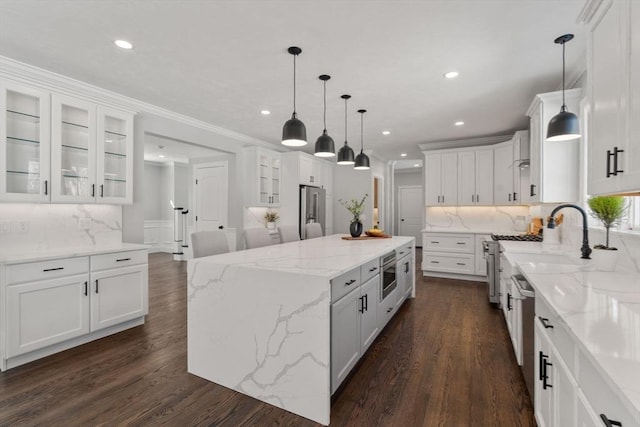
[547,204,591,259]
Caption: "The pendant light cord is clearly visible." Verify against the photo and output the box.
[562,40,566,110]
[293,54,297,115]
[323,80,327,132]
[360,112,364,152]
[344,98,348,142]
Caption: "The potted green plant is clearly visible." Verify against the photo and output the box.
[587,195,627,271]
[339,194,368,237]
[264,210,280,230]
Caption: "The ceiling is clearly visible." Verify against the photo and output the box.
[0,0,587,163]
[144,134,225,164]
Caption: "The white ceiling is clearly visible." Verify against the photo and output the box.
[144,134,225,164]
[0,0,587,163]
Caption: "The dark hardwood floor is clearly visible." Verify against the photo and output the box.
[0,252,534,426]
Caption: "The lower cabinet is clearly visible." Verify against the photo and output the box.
[422,232,486,278]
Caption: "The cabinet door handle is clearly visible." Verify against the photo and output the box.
[507,293,512,311]
[442,195,445,203]
[404,262,409,274]
[44,180,48,196]
[538,351,544,381]
[613,146,624,176]
[387,307,393,313]
[100,184,104,197]
[606,149,613,177]
[91,184,95,197]
[476,194,479,203]
[538,316,554,329]
[359,296,365,313]
[508,193,511,202]
[600,414,623,427]
[345,279,356,286]
[513,192,517,202]
[530,184,536,197]
[364,293,368,312]
[437,195,440,203]
[116,257,131,262]
[369,267,377,272]
[95,280,99,294]
[43,267,64,272]
[472,195,475,203]
[542,356,553,390]
[84,281,88,296]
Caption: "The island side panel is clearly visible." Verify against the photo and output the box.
[187,261,331,425]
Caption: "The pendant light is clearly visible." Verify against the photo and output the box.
[546,34,581,141]
[314,75,336,157]
[354,109,370,170]
[337,94,355,165]
[282,46,307,147]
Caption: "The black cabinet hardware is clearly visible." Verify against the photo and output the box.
[431,260,440,264]
[345,279,356,286]
[542,355,553,390]
[442,195,445,203]
[508,193,512,202]
[456,262,466,266]
[100,184,104,197]
[437,195,441,203]
[539,351,544,381]
[43,267,64,272]
[387,307,393,313]
[530,184,537,197]
[95,280,99,294]
[363,294,368,312]
[456,242,465,245]
[91,184,95,197]
[369,267,377,272]
[116,257,131,262]
[404,262,409,274]
[218,225,224,229]
[476,194,479,203]
[84,281,88,296]
[359,296,365,313]
[472,195,475,203]
[44,180,48,195]
[606,146,625,177]
[539,317,554,329]
[431,241,440,244]
[600,414,622,427]
[399,251,405,255]
[513,192,517,201]
[507,293,512,311]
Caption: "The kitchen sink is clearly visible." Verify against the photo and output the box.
[505,252,581,266]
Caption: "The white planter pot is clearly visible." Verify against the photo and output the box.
[267,222,276,230]
[591,248,618,272]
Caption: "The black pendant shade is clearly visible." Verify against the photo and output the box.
[337,94,355,165]
[314,75,336,157]
[354,109,370,170]
[546,34,581,142]
[282,46,307,147]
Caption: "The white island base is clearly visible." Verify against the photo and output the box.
[187,235,415,425]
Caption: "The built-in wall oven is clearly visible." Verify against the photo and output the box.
[380,251,397,301]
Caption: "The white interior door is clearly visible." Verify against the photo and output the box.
[194,161,228,231]
[398,185,423,245]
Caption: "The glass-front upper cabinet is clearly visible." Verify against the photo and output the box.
[96,106,133,204]
[51,94,97,203]
[0,82,51,202]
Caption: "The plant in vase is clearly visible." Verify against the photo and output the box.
[264,210,280,230]
[339,194,368,237]
[587,195,627,271]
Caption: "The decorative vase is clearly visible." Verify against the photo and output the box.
[591,248,618,272]
[350,220,363,238]
[267,222,276,230]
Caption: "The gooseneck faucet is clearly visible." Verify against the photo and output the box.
[547,204,591,259]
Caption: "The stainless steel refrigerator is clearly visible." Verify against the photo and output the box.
[299,185,326,239]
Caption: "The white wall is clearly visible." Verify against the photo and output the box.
[333,166,373,234]
[394,169,423,232]
[143,162,162,220]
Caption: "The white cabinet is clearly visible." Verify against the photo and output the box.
[458,149,494,206]
[243,147,282,207]
[299,154,322,186]
[396,252,413,300]
[321,162,333,196]
[526,89,581,203]
[585,0,640,195]
[493,132,528,206]
[424,152,458,206]
[422,232,479,277]
[0,81,134,205]
[474,234,490,277]
[359,275,379,354]
[0,81,51,202]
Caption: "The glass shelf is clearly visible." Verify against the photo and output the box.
[104,151,126,158]
[104,178,127,183]
[7,136,40,145]
[7,170,39,176]
[7,109,40,122]
[104,130,127,138]
[61,144,88,151]
[62,174,89,179]
[62,120,88,129]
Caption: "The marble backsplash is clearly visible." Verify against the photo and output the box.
[424,206,531,232]
[0,204,122,254]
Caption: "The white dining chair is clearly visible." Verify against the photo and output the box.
[305,223,323,239]
[191,230,230,258]
[243,227,273,249]
[278,225,300,243]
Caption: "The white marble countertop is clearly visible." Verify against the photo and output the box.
[422,228,525,235]
[0,243,149,264]
[190,234,414,280]
[501,243,640,421]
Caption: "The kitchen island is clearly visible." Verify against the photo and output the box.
[187,234,415,425]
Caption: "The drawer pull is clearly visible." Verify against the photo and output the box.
[538,317,554,329]
[430,261,440,264]
[43,267,64,272]
[456,262,466,266]
[387,307,393,313]
[399,251,405,255]
[116,258,132,262]
[84,281,88,296]
[430,241,440,244]
[600,414,622,427]
[95,280,99,294]
[456,242,466,245]
[345,279,356,286]
[368,267,377,272]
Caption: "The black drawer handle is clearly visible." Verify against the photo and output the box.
[369,267,377,272]
[456,242,466,245]
[100,184,104,197]
[95,280,99,294]
[43,267,64,272]
[84,281,88,296]
[600,414,622,427]
[456,262,466,266]
[430,241,440,244]
[91,184,95,197]
[116,258,131,262]
[398,251,405,255]
[387,307,393,313]
[539,317,554,329]
[507,293,512,311]
[542,356,553,390]
[431,260,440,264]
[345,279,356,286]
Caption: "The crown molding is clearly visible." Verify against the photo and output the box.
[419,134,513,152]
[0,55,276,149]
[578,0,604,24]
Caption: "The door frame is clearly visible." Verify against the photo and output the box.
[192,160,229,232]
[397,184,424,246]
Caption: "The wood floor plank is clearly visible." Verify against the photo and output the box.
[0,252,534,426]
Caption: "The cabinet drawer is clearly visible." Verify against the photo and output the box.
[91,250,147,271]
[423,233,473,253]
[423,252,474,274]
[331,268,361,303]
[395,242,413,259]
[360,258,380,284]
[578,348,637,427]
[6,257,89,285]
[535,296,575,375]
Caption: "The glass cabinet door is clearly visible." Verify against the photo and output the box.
[51,94,96,203]
[0,82,51,202]
[258,152,270,204]
[270,155,280,204]
[96,106,133,204]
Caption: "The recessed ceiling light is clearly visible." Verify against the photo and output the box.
[414,163,420,167]
[400,153,407,157]
[261,110,271,115]
[444,71,459,79]
[455,121,465,126]
[114,39,133,50]
[158,154,165,158]
[382,131,391,135]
